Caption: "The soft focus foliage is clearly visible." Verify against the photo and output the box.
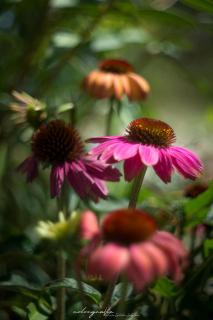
[0,0,213,319]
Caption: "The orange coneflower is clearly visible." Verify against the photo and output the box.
[82,59,150,101]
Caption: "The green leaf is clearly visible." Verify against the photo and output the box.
[46,278,101,304]
[0,274,40,292]
[139,9,196,28]
[204,239,213,257]
[151,277,179,298]
[182,0,213,14]
[184,181,213,227]
[57,102,74,113]
[27,303,48,320]
[112,282,132,303]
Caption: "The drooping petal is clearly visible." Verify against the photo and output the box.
[80,210,100,241]
[140,243,168,277]
[100,73,114,98]
[153,148,173,183]
[139,145,159,166]
[124,153,144,181]
[65,161,88,198]
[119,74,131,97]
[127,76,143,101]
[89,177,108,201]
[126,244,155,291]
[50,165,65,198]
[65,160,109,201]
[18,156,39,182]
[87,244,129,281]
[84,157,121,181]
[169,146,203,179]
[128,73,150,99]
[112,75,124,100]
[151,231,187,258]
[151,231,187,281]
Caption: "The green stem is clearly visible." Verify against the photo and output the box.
[56,250,66,320]
[56,195,67,320]
[106,98,114,135]
[128,167,147,209]
[100,278,117,319]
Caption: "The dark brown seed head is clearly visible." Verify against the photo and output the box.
[31,120,84,165]
[99,59,133,74]
[126,118,176,147]
[102,209,157,246]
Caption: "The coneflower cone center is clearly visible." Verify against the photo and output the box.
[102,209,157,246]
[126,118,176,147]
[100,59,133,74]
[32,120,84,165]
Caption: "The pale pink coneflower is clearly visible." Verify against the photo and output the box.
[78,209,187,292]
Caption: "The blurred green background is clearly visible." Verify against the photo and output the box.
[0,0,213,318]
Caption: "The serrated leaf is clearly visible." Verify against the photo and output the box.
[46,278,101,304]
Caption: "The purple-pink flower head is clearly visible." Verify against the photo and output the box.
[79,209,187,292]
[18,120,121,200]
[88,117,203,183]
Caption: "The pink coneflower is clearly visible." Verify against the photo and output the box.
[88,117,203,183]
[18,120,121,200]
[79,209,187,291]
[82,59,150,101]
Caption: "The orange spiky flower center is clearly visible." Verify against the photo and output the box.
[102,209,157,246]
[31,120,84,165]
[126,118,176,147]
[100,59,134,74]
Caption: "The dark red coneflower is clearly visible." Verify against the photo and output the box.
[18,120,121,200]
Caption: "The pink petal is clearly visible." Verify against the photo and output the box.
[89,177,108,201]
[84,157,121,181]
[80,210,100,241]
[112,140,139,161]
[139,145,159,166]
[50,165,65,198]
[87,244,129,281]
[66,160,109,201]
[151,231,187,258]
[65,161,88,198]
[124,153,144,181]
[18,156,39,182]
[140,243,168,277]
[126,244,155,291]
[153,149,173,183]
[169,146,203,179]
[151,231,187,282]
